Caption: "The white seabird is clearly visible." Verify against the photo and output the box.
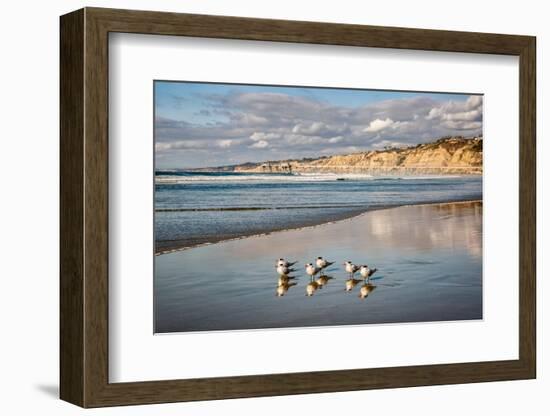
[276,258,297,267]
[315,257,334,273]
[305,263,321,278]
[343,261,360,277]
[359,265,377,281]
[276,264,295,276]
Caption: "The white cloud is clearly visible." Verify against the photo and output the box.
[217,139,236,148]
[443,109,481,121]
[292,122,325,135]
[155,140,207,151]
[249,140,269,149]
[231,113,269,126]
[364,118,395,132]
[426,108,442,120]
[442,120,482,130]
[425,95,482,130]
[284,134,325,146]
[250,132,281,141]
[465,95,482,109]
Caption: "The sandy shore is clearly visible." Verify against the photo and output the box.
[155,200,483,332]
[155,197,482,255]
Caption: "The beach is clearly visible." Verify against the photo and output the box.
[154,200,482,333]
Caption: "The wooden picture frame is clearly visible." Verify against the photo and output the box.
[60,7,536,408]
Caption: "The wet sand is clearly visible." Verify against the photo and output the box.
[155,196,482,255]
[155,200,482,333]
[154,206,368,255]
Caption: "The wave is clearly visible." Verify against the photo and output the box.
[155,172,390,184]
[156,204,369,212]
[400,175,462,180]
[155,175,462,185]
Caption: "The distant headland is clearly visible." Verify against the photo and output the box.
[190,136,483,175]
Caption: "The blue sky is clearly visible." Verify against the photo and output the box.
[154,81,482,169]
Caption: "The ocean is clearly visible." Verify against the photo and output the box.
[154,172,482,253]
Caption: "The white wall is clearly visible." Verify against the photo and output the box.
[0,0,545,414]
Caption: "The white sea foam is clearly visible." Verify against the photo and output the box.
[400,175,462,180]
[154,173,463,185]
[154,172,419,184]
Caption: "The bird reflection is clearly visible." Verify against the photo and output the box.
[276,277,297,297]
[278,275,296,287]
[345,278,362,292]
[359,283,376,299]
[316,275,333,288]
[306,279,320,297]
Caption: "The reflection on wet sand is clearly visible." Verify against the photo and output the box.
[316,275,333,288]
[359,283,377,299]
[278,271,375,299]
[223,201,482,262]
[277,275,296,286]
[306,279,320,297]
[276,278,297,297]
[367,201,482,258]
[345,278,362,292]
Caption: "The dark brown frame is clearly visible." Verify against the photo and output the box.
[60,7,536,408]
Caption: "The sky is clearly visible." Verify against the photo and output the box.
[154,81,483,169]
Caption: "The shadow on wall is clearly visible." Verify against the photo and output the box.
[34,384,58,399]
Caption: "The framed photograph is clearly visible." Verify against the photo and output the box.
[60,7,536,407]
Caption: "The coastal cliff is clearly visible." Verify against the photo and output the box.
[231,136,482,175]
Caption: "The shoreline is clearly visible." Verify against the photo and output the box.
[155,172,482,185]
[155,197,482,256]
